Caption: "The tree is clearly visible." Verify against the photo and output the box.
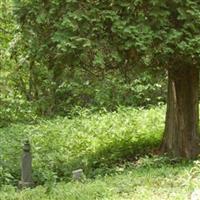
[0,0,14,66]
[0,0,16,94]
[12,0,200,158]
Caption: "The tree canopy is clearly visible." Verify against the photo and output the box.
[13,0,200,70]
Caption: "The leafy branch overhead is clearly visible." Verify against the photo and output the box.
[12,0,200,69]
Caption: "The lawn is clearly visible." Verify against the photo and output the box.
[0,158,199,200]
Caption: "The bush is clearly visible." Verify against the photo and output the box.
[54,70,167,114]
[0,93,37,128]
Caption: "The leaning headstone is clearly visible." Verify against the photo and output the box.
[72,169,85,181]
[18,140,34,189]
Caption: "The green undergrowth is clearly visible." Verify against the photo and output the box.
[0,157,200,200]
[0,106,165,186]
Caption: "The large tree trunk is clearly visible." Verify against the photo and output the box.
[161,66,200,159]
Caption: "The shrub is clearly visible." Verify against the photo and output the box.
[0,93,37,127]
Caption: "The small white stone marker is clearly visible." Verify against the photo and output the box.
[191,189,200,200]
[72,169,84,181]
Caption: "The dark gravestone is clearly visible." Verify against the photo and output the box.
[18,140,34,189]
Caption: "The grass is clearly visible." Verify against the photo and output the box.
[0,157,199,200]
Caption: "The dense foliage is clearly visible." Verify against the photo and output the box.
[0,0,169,124]
[14,0,200,67]
[2,0,199,123]
[0,2,167,127]
[0,107,164,186]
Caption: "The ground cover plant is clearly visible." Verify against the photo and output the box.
[0,106,164,186]
[0,156,199,200]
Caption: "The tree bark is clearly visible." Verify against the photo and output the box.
[161,66,200,158]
